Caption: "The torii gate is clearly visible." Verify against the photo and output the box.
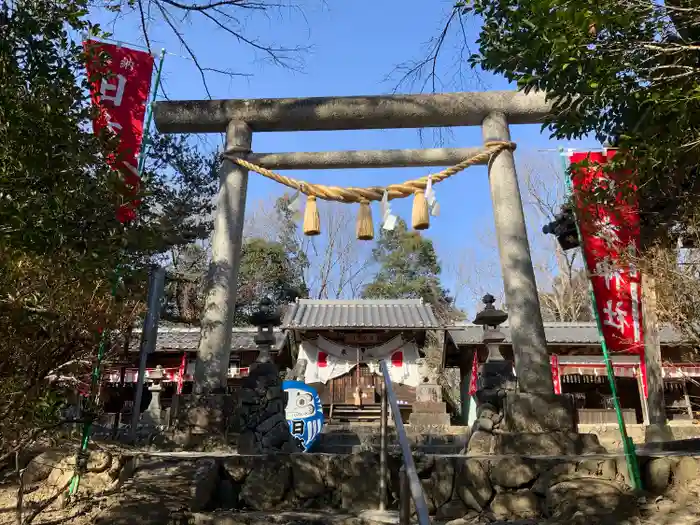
[153,90,556,422]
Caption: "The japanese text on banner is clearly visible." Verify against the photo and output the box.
[569,151,645,356]
[83,40,154,220]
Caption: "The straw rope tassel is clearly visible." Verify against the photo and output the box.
[356,200,374,240]
[303,195,321,236]
[412,190,430,230]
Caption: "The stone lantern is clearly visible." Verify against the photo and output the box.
[473,293,508,364]
[465,294,516,452]
[249,297,282,364]
[237,297,298,454]
[472,294,514,395]
[143,365,165,427]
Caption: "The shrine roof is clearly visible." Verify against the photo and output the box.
[448,322,685,346]
[282,299,440,330]
[127,326,287,353]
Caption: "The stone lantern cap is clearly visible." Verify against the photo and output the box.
[472,294,508,328]
[249,297,282,328]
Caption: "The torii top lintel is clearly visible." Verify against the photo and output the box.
[152,90,552,134]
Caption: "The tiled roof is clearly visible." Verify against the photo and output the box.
[448,322,686,346]
[283,299,440,330]
[129,327,286,353]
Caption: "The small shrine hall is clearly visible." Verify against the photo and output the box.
[281,298,448,424]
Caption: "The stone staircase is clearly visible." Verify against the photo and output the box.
[328,404,384,423]
[314,422,468,454]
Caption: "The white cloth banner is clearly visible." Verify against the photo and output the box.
[300,335,421,387]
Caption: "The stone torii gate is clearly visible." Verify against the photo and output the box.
[152,90,560,428]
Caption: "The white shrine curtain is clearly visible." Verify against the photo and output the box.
[299,335,421,387]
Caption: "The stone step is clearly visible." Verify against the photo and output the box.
[313,443,464,454]
[330,405,384,422]
[317,430,468,447]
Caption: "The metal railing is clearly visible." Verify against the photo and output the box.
[379,360,431,525]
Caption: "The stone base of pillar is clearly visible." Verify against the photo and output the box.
[409,384,451,426]
[644,423,674,443]
[502,392,576,433]
[237,361,302,454]
[464,370,583,455]
[409,401,451,426]
[184,392,230,435]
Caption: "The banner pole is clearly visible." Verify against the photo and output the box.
[558,147,643,491]
[68,271,120,495]
[137,48,166,176]
[70,45,164,498]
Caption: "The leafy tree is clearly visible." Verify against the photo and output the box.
[163,236,309,326]
[462,0,700,241]
[0,0,218,459]
[163,194,312,326]
[362,218,461,320]
[235,238,309,325]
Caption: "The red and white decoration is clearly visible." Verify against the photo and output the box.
[467,352,479,397]
[661,365,700,379]
[570,150,647,396]
[298,335,421,387]
[176,353,187,395]
[550,355,562,395]
[84,40,155,223]
[103,361,249,384]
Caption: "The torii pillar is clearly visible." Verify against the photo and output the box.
[481,112,574,433]
[190,121,252,432]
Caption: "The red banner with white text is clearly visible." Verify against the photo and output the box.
[468,351,479,396]
[569,151,647,396]
[550,354,562,395]
[84,40,154,222]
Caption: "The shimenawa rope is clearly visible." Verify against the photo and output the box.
[224,140,516,204]
[224,140,516,239]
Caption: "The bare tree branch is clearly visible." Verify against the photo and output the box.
[94,0,309,97]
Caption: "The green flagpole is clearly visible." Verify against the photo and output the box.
[558,147,643,490]
[137,49,166,176]
[68,48,166,497]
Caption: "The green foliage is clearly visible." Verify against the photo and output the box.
[362,218,461,320]
[466,0,700,239]
[0,0,220,452]
[236,237,309,325]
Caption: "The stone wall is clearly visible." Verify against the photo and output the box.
[202,452,695,521]
[24,449,700,524]
[579,423,700,450]
[134,453,700,522]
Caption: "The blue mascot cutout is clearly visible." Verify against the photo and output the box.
[282,380,324,452]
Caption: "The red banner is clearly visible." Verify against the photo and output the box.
[468,351,479,396]
[176,352,187,395]
[569,151,647,395]
[550,354,562,395]
[84,40,155,222]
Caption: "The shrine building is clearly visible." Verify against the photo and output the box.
[100,304,700,440]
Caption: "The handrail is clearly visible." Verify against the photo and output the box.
[380,360,431,525]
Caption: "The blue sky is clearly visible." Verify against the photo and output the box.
[92,0,598,313]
